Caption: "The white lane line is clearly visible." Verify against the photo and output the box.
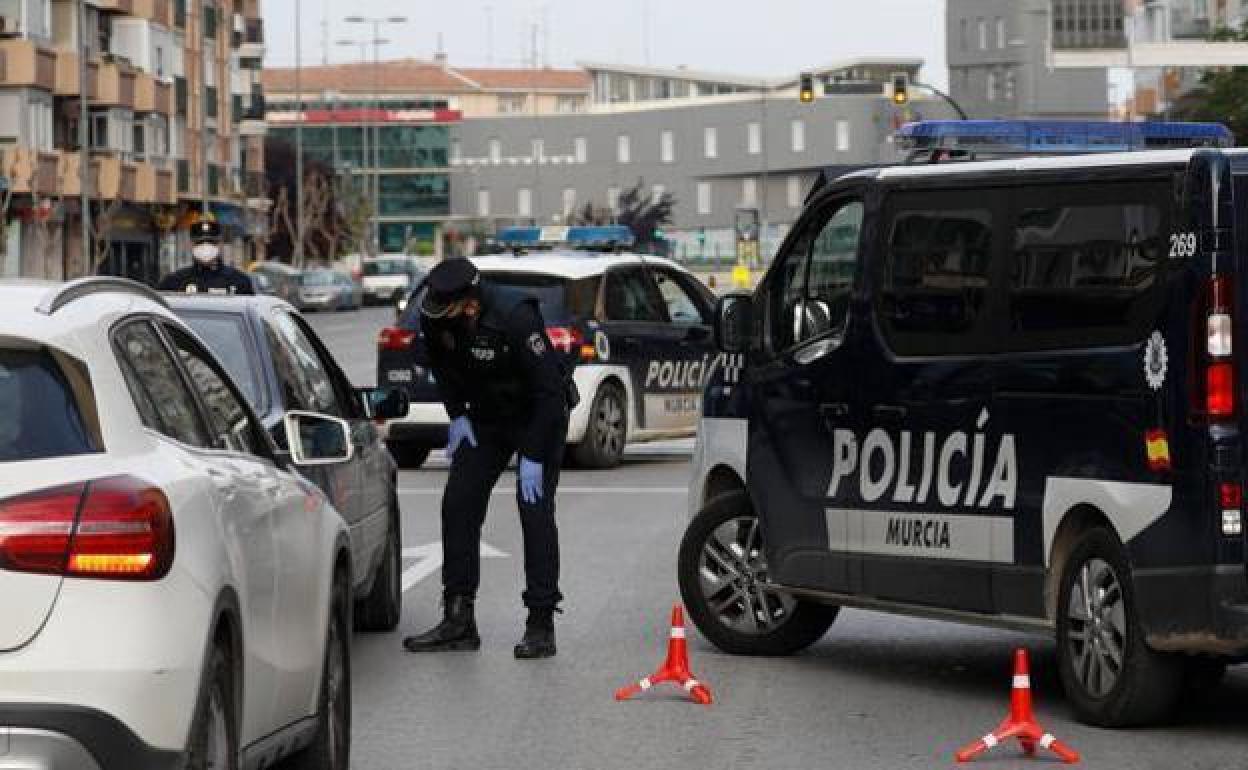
[398,486,687,496]
[400,541,508,593]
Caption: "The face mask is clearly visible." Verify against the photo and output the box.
[193,243,220,264]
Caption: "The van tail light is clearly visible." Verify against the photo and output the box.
[0,476,175,581]
[1194,275,1237,421]
[546,326,591,361]
[378,327,416,352]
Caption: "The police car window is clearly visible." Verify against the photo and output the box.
[1008,183,1167,350]
[483,272,570,322]
[653,269,707,324]
[165,326,263,457]
[268,311,342,417]
[113,321,212,448]
[881,196,994,355]
[605,268,665,322]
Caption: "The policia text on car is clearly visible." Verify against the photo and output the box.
[403,258,576,659]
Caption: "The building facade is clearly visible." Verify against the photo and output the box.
[947,0,1110,119]
[0,0,268,282]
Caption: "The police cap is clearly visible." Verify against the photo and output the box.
[190,219,223,243]
[421,258,481,319]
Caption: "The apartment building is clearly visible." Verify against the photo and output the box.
[0,0,268,283]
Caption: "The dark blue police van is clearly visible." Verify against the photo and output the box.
[680,121,1247,726]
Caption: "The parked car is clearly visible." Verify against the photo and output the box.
[362,257,423,305]
[378,253,716,469]
[297,269,362,312]
[250,261,303,304]
[0,277,388,768]
[170,293,406,633]
[249,270,277,296]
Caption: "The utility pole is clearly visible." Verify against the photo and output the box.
[295,0,305,267]
[77,0,90,270]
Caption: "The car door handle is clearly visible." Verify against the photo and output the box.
[872,404,908,421]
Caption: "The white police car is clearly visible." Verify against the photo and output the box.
[378,229,718,468]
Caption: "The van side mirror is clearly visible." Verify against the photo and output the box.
[714,293,754,353]
[359,387,410,420]
[284,412,354,466]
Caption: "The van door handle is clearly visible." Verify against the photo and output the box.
[872,404,908,421]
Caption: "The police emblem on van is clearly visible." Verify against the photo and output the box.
[1144,331,1168,391]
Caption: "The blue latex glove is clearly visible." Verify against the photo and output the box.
[445,416,477,457]
[519,456,543,504]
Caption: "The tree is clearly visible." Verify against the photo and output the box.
[614,180,675,254]
[1170,23,1248,142]
[264,137,352,264]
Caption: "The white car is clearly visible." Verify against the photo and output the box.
[361,257,423,305]
[0,278,355,769]
[377,253,718,468]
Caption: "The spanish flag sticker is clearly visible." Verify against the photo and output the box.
[1146,429,1171,472]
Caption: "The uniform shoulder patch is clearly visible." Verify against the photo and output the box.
[527,331,546,356]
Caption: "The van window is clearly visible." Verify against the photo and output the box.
[881,194,995,355]
[770,199,863,351]
[1008,183,1168,350]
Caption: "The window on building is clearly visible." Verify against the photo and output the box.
[531,137,544,163]
[133,121,146,160]
[747,121,761,155]
[574,136,587,164]
[1003,68,1016,102]
[960,18,968,50]
[697,181,711,215]
[996,16,1007,48]
[704,126,717,159]
[517,188,532,218]
[607,186,620,212]
[498,94,527,114]
[617,134,630,163]
[488,137,501,164]
[660,130,674,163]
[978,16,987,49]
[791,119,805,153]
[742,178,757,208]
[987,70,998,101]
[450,139,462,164]
[652,184,665,203]
[562,188,576,217]
[555,95,582,113]
[836,120,850,152]
[477,189,490,218]
[787,175,802,208]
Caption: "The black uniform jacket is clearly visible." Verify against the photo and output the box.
[158,262,255,295]
[422,283,567,463]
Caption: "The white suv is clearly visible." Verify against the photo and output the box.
[0,278,355,769]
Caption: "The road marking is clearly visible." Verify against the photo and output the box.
[398,486,687,496]
[400,541,508,593]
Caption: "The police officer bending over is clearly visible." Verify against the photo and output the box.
[158,220,254,295]
[403,258,569,659]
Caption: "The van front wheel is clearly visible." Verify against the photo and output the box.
[1056,527,1184,727]
[678,491,837,656]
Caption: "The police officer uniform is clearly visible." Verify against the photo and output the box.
[402,258,569,659]
[157,220,254,295]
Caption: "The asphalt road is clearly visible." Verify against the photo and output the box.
[311,306,1248,770]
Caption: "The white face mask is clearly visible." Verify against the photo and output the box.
[193,243,221,264]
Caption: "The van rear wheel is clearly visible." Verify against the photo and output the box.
[1056,527,1184,726]
[679,491,837,656]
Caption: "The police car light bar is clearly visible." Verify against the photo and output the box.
[496,225,636,249]
[896,120,1232,163]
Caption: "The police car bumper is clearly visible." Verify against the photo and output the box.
[1135,565,1248,655]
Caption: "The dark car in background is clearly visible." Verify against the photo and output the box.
[168,294,406,632]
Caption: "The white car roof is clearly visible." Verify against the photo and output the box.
[470,252,687,280]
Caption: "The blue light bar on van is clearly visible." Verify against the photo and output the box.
[896,120,1232,155]
[496,225,636,248]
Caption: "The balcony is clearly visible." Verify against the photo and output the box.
[129,0,154,20]
[58,152,81,197]
[54,53,97,98]
[152,0,171,27]
[93,59,136,108]
[0,39,57,91]
[154,78,173,114]
[1,148,61,195]
[243,0,262,20]
[238,18,264,59]
[156,166,174,203]
[91,154,136,201]
[134,160,154,202]
[238,117,266,137]
[134,72,173,115]
[92,0,136,13]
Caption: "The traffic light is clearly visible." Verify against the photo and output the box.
[799,73,815,104]
[891,73,910,106]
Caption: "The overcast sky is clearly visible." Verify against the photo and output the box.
[263,0,949,89]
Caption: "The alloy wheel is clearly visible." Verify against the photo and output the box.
[204,683,231,769]
[594,391,624,456]
[1066,556,1127,699]
[696,515,796,635]
[326,617,348,767]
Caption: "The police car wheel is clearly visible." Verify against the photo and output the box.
[387,441,430,470]
[679,491,838,656]
[571,384,626,469]
[1056,527,1184,727]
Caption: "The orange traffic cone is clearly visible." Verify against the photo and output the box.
[615,604,713,706]
[955,648,1079,764]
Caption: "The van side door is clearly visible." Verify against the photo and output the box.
[862,188,1008,613]
[747,195,865,594]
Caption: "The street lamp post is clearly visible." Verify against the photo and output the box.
[294,0,304,266]
[77,0,90,270]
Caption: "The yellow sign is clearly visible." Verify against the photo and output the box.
[732,265,752,289]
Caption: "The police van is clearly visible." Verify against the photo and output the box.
[378,226,718,469]
[679,121,1248,726]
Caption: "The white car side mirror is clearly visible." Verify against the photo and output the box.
[284,411,354,466]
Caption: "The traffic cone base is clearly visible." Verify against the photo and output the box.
[954,649,1079,764]
[615,604,713,706]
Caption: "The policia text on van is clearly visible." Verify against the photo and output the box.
[679,147,1248,728]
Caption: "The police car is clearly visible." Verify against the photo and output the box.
[679,121,1248,728]
[378,226,718,469]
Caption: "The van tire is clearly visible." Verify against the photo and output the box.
[679,491,837,656]
[386,441,430,470]
[1056,527,1184,726]
[571,384,626,469]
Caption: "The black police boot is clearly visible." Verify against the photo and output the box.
[403,596,481,653]
[513,607,557,660]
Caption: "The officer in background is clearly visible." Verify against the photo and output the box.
[403,258,569,659]
[158,219,254,295]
